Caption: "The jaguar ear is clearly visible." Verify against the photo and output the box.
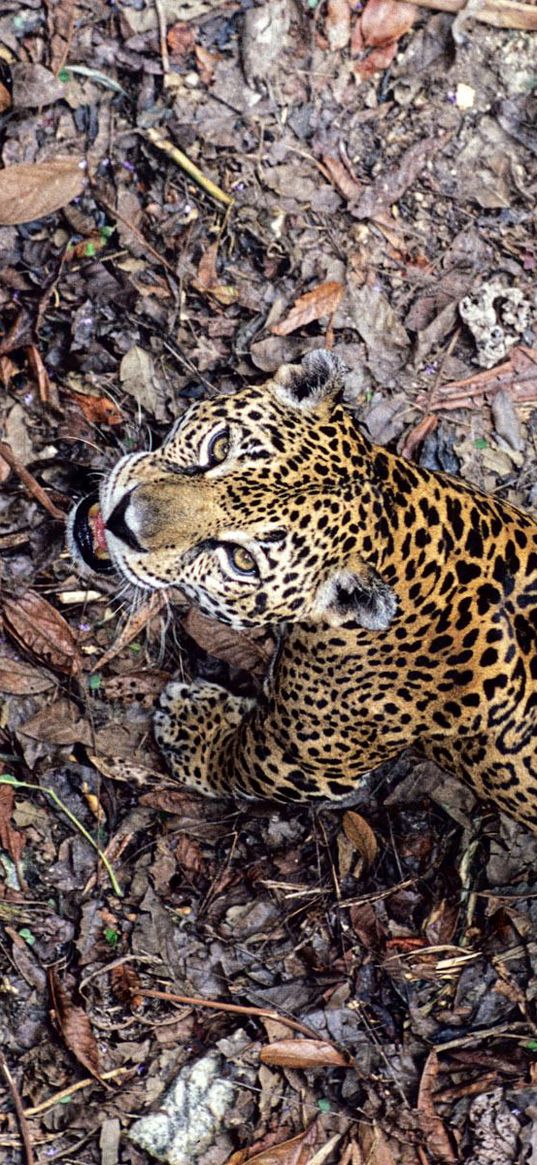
[312,561,398,631]
[271,349,344,411]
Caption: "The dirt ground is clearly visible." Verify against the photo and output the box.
[1,2,537,1163]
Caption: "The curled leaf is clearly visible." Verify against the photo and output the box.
[0,159,85,226]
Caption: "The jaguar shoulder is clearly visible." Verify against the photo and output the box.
[69,350,537,833]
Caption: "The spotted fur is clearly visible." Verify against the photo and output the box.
[70,351,537,831]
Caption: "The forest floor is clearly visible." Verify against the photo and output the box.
[1,2,537,1163]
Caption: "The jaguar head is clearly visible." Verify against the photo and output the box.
[68,350,396,632]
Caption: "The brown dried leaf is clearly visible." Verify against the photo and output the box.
[271,281,344,337]
[48,968,103,1081]
[361,0,417,46]
[0,159,85,226]
[417,1051,458,1163]
[3,592,83,676]
[182,608,274,676]
[0,785,26,864]
[110,963,143,1009]
[260,1038,347,1069]
[357,1122,398,1165]
[66,389,123,426]
[322,155,363,202]
[175,834,207,878]
[231,1121,321,1164]
[94,592,167,670]
[342,810,378,869]
[0,656,55,695]
[19,699,92,746]
[12,63,66,109]
[326,0,351,50]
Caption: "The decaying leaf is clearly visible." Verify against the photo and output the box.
[3,592,83,675]
[0,656,56,695]
[260,1038,348,1069]
[342,810,378,869]
[66,388,123,426]
[48,967,103,1081]
[182,607,274,676]
[0,159,85,226]
[271,281,344,337]
[19,699,92,746]
[0,785,26,864]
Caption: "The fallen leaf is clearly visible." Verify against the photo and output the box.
[0,656,55,695]
[19,699,92,746]
[48,967,103,1082]
[0,159,85,226]
[271,281,344,336]
[229,1122,321,1164]
[361,0,417,47]
[12,63,66,108]
[3,592,83,675]
[357,1122,398,1165]
[66,388,123,426]
[94,592,168,670]
[182,608,274,676]
[167,22,196,59]
[326,0,351,50]
[260,1039,348,1069]
[110,963,143,1009]
[342,810,378,869]
[119,345,160,414]
[417,1052,458,1162]
[0,785,26,864]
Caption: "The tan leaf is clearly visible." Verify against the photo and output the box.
[3,592,83,675]
[326,0,351,50]
[19,699,92,746]
[361,0,417,47]
[0,656,55,695]
[0,785,26,864]
[94,591,167,670]
[342,810,378,869]
[48,968,103,1081]
[66,389,123,426]
[271,281,344,337]
[417,1051,458,1162]
[357,1122,397,1165]
[110,964,143,1009]
[260,1039,347,1069]
[234,1122,321,1164]
[182,608,274,676]
[0,159,85,226]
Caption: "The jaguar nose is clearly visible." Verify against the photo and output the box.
[106,493,145,552]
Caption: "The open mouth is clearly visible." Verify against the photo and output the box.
[71,493,115,575]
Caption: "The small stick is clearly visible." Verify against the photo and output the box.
[0,1051,36,1165]
[145,127,234,208]
[0,441,65,521]
[153,0,170,83]
[396,0,537,29]
[140,987,324,1041]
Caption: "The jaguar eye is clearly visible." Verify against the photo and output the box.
[204,428,230,468]
[227,545,258,576]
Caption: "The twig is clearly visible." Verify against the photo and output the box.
[153,0,170,82]
[0,1051,36,1165]
[93,189,178,276]
[396,0,537,29]
[23,1069,128,1117]
[145,127,234,208]
[140,987,324,1040]
[0,442,65,521]
[0,775,122,897]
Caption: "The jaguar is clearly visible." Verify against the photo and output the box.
[69,350,537,832]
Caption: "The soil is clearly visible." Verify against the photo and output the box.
[1,3,536,1164]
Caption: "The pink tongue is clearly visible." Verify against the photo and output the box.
[90,509,108,554]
